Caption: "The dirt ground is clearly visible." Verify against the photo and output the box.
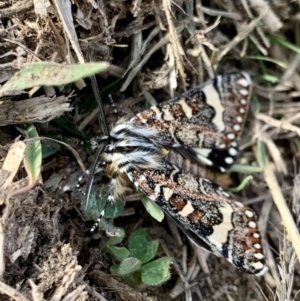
[1,0,300,300]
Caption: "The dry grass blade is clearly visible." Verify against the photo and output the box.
[248,0,283,32]
[53,0,84,63]
[257,113,300,137]
[258,131,287,175]
[264,163,300,263]
[0,141,26,204]
[162,0,186,86]
[213,12,267,65]
[120,24,185,91]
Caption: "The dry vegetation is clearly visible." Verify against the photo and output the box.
[1,0,300,300]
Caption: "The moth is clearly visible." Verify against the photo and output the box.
[85,72,267,275]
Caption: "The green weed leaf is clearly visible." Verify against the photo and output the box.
[0,62,109,96]
[128,228,158,263]
[141,257,171,285]
[111,257,142,276]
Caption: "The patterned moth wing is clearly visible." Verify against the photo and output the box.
[126,161,267,275]
[130,72,252,172]
[89,72,267,275]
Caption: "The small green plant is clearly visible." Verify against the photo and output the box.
[85,188,171,286]
[110,228,171,286]
[15,124,42,192]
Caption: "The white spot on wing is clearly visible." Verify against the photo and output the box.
[178,200,195,217]
[249,221,257,228]
[225,157,234,164]
[229,148,237,156]
[177,99,193,118]
[245,210,254,218]
[251,261,265,272]
[222,191,230,197]
[194,148,213,166]
[233,124,241,131]
[208,202,234,250]
[236,116,243,123]
[237,78,249,87]
[162,187,173,202]
[241,72,252,82]
[239,89,249,96]
[219,167,226,172]
[151,106,163,120]
[161,108,174,121]
[254,253,264,260]
[235,201,244,207]
[227,133,235,140]
[203,83,225,131]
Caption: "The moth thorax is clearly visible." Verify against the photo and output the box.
[105,161,119,177]
[114,173,132,197]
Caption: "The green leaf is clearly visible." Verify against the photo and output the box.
[128,228,158,264]
[229,164,263,173]
[254,74,279,84]
[104,197,124,218]
[121,271,142,287]
[267,34,300,54]
[41,140,61,158]
[84,186,124,221]
[141,196,164,222]
[106,226,126,246]
[256,140,267,168]
[110,257,142,276]
[245,55,287,68]
[228,175,253,193]
[108,245,129,261]
[16,124,42,185]
[53,117,89,138]
[0,62,109,96]
[293,137,300,150]
[84,187,104,221]
[141,257,171,285]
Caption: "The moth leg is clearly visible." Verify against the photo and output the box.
[90,178,116,232]
[76,170,89,195]
[108,94,119,117]
[76,163,104,195]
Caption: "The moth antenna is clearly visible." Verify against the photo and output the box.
[108,93,119,117]
[84,54,111,211]
[90,73,110,136]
